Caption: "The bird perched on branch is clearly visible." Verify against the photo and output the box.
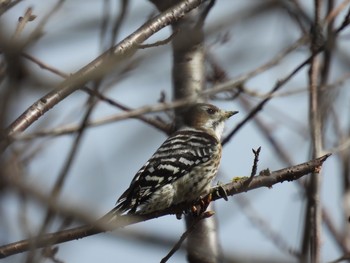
[107,103,237,219]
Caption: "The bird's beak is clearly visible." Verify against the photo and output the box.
[224,110,238,119]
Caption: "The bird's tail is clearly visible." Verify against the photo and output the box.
[95,206,123,229]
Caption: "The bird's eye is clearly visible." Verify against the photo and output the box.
[206,108,216,115]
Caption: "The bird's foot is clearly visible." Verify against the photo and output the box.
[191,193,212,217]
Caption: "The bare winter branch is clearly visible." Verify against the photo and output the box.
[0,154,330,259]
[3,0,207,144]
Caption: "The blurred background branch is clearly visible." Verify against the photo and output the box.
[0,0,349,262]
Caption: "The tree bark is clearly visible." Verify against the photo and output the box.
[150,1,219,262]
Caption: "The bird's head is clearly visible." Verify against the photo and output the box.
[182,103,238,140]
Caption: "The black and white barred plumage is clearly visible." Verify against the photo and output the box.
[110,103,237,216]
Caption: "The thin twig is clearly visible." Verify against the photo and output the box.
[25,82,101,263]
[196,0,216,28]
[244,147,261,186]
[325,0,350,24]
[335,4,350,33]
[100,0,111,50]
[9,99,196,140]
[160,212,213,263]
[4,0,207,141]
[0,0,23,16]
[110,0,129,47]
[236,195,301,258]
[207,43,350,256]
[23,0,65,47]
[138,30,178,49]
[20,53,170,135]
[12,7,36,39]
[250,147,261,177]
[82,88,171,134]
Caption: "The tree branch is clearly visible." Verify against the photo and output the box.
[0,153,331,259]
[3,0,207,147]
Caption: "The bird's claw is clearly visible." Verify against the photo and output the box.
[190,193,212,217]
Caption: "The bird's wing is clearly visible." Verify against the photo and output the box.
[114,129,218,213]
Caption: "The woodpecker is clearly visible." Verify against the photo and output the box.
[109,103,237,217]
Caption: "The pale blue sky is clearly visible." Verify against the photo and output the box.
[1,1,348,262]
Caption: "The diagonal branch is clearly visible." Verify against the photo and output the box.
[3,0,207,145]
[0,153,330,259]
